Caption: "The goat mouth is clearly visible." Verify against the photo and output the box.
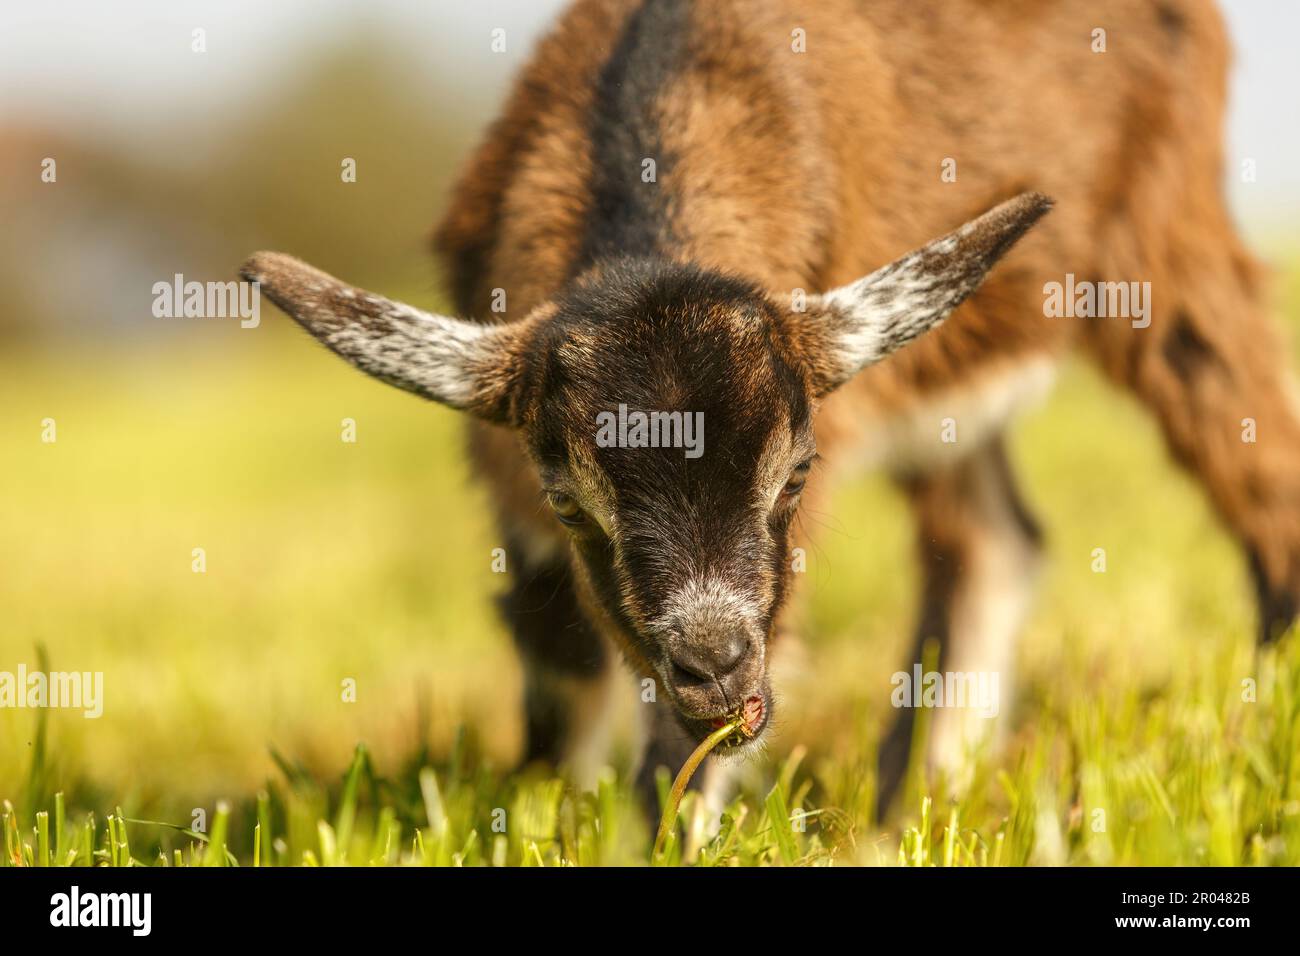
[706,693,769,749]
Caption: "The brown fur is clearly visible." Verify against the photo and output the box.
[248,0,1299,810]
[436,0,1300,641]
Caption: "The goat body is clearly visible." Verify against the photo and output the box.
[245,0,1300,813]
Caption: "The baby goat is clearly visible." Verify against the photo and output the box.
[243,0,1300,814]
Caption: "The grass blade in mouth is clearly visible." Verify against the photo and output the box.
[652,716,745,861]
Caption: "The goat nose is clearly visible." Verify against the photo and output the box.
[669,634,749,684]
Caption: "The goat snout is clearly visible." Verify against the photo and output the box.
[663,631,761,718]
[669,633,747,682]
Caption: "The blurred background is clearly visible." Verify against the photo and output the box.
[2,2,1298,861]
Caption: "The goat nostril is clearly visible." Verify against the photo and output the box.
[670,660,711,687]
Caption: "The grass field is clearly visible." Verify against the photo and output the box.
[4,255,1300,866]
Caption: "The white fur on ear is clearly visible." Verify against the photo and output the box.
[240,252,530,423]
[810,192,1053,392]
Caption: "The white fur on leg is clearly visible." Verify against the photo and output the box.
[558,667,622,792]
[925,505,1041,793]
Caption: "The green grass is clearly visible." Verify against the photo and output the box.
[3,259,1300,866]
[6,631,1298,866]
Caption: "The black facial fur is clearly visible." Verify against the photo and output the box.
[521,259,813,714]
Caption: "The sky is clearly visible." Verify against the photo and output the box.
[1,0,1296,237]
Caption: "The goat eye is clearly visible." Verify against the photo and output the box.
[547,491,585,525]
[783,461,812,497]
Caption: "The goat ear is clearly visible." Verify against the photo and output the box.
[240,252,532,425]
[796,192,1053,396]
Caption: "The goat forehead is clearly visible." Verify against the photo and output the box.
[552,311,774,393]
[524,264,812,539]
[552,374,793,507]
[532,329,803,474]
[546,258,778,369]
[556,310,805,426]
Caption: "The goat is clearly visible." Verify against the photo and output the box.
[242,0,1300,815]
